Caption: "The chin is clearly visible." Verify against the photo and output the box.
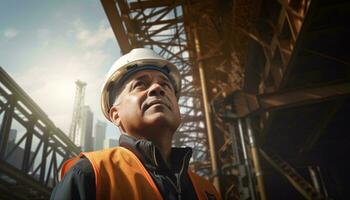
[145,113,169,124]
[144,114,178,129]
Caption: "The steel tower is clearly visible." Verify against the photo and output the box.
[68,80,87,146]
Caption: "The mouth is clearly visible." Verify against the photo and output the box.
[143,99,171,111]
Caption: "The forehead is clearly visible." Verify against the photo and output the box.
[109,70,174,105]
[125,70,171,84]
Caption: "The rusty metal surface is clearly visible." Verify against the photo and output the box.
[101,0,214,178]
[101,0,350,199]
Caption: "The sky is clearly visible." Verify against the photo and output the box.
[0,0,122,141]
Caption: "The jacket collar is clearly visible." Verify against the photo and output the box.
[119,134,192,174]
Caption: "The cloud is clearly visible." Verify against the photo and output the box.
[72,20,115,48]
[2,17,120,142]
[37,28,50,46]
[3,28,18,39]
[37,28,50,38]
[14,20,117,135]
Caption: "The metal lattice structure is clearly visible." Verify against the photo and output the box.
[0,0,348,199]
[0,67,80,200]
[102,0,350,199]
[212,0,350,199]
[101,0,211,177]
[68,80,87,146]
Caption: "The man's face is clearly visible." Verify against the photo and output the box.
[110,70,181,138]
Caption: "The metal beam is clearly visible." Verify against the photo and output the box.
[300,99,345,152]
[194,25,221,191]
[129,0,181,10]
[0,182,28,200]
[102,0,212,186]
[142,17,183,26]
[0,66,81,199]
[278,0,317,88]
[101,0,132,54]
[0,67,79,153]
[260,149,322,199]
[227,82,350,117]
[0,161,51,196]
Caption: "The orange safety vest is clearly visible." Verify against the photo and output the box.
[61,146,221,200]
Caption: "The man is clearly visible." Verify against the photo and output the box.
[51,48,221,200]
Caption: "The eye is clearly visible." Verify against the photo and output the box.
[132,80,147,90]
[161,81,173,90]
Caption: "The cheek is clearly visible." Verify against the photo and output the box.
[173,105,181,129]
[120,95,142,119]
[172,101,181,119]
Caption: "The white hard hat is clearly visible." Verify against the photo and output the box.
[101,48,181,121]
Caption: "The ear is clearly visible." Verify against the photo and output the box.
[109,105,121,127]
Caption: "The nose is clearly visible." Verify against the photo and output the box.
[148,82,165,97]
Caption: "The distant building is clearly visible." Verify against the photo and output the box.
[103,138,118,149]
[8,129,17,142]
[94,120,106,150]
[6,129,17,157]
[92,137,95,151]
[80,105,94,151]
[6,129,34,172]
[69,80,87,146]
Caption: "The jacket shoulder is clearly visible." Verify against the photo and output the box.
[60,147,123,179]
[83,146,122,157]
[188,171,214,188]
[82,146,134,163]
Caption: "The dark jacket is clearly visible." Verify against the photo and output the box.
[50,134,198,200]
